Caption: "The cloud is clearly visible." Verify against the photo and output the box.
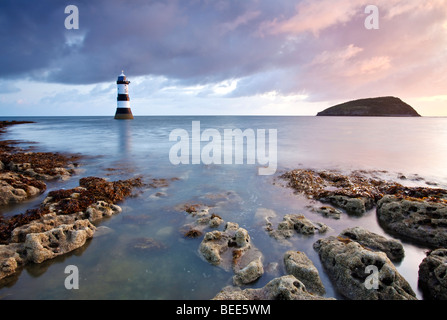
[1,0,446,115]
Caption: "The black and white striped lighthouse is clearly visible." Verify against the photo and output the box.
[114,71,134,120]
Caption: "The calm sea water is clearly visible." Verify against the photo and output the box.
[1,116,447,300]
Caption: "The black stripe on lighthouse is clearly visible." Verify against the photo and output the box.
[115,108,133,115]
[114,71,134,120]
[117,94,130,101]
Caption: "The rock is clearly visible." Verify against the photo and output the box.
[316,96,421,117]
[418,248,447,300]
[377,195,447,248]
[24,219,96,264]
[313,236,417,300]
[268,214,329,241]
[232,257,264,286]
[284,250,326,295]
[213,275,333,300]
[85,201,122,223]
[264,262,280,277]
[321,195,374,215]
[339,227,405,262]
[10,212,83,243]
[209,215,224,228]
[279,169,384,216]
[0,172,46,206]
[199,222,263,276]
[254,208,277,226]
[130,237,167,252]
[93,226,114,238]
[311,205,341,219]
[0,243,26,280]
[199,230,226,265]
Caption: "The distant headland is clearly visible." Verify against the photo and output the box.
[316,96,421,117]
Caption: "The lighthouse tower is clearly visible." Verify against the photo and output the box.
[114,71,134,119]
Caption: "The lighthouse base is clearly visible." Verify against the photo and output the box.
[114,108,134,120]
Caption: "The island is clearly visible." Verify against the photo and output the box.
[316,96,421,117]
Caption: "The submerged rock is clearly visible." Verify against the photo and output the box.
[418,248,447,300]
[313,236,416,300]
[130,237,167,252]
[213,275,333,300]
[310,205,342,219]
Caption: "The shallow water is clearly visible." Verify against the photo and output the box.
[1,116,447,300]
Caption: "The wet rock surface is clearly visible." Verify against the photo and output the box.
[213,275,333,300]
[267,214,329,243]
[339,226,405,262]
[0,172,46,206]
[284,250,326,295]
[199,221,263,283]
[0,174,144,280]
[314,235,417,300]
[377,194,447,248]
[418,248,447,299]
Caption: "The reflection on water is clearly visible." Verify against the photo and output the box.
[0,116,446,300]
[117,120,132,157]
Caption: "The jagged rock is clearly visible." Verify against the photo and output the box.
[199,222,263,278]
[313,236,416,300]
[0,243,26,280]
[0,172,46,206]
[284,250,325,295]
[233,256,264,286]
[321,195,374,215]
[85,200,122,223]
[24,219,96,264]
[268,214,329,241]
[213,275,333,300]
[10,212,83,243]
[418,248,447,300]
[377,195,447,248]
[339,227,405,262]
[310,205,342,219]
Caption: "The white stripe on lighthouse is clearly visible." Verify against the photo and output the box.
[118,84,129,95]
[117,100,131,108]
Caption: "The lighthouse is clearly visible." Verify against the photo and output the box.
[114,71,134,119]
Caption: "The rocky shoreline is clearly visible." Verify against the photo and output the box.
[1,121,446,300]
[176,168,447,300]
[0,121,144,281]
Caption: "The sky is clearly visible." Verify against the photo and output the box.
[0,0,446,116]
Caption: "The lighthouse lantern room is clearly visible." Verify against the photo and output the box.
[114,71,134,119]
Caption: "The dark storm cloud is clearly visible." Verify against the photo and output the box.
[1,0,446,104]
[0,0,296,85]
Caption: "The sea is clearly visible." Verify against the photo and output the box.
[0,115,446,300]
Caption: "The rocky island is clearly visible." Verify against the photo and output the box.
[317,96,421,117]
